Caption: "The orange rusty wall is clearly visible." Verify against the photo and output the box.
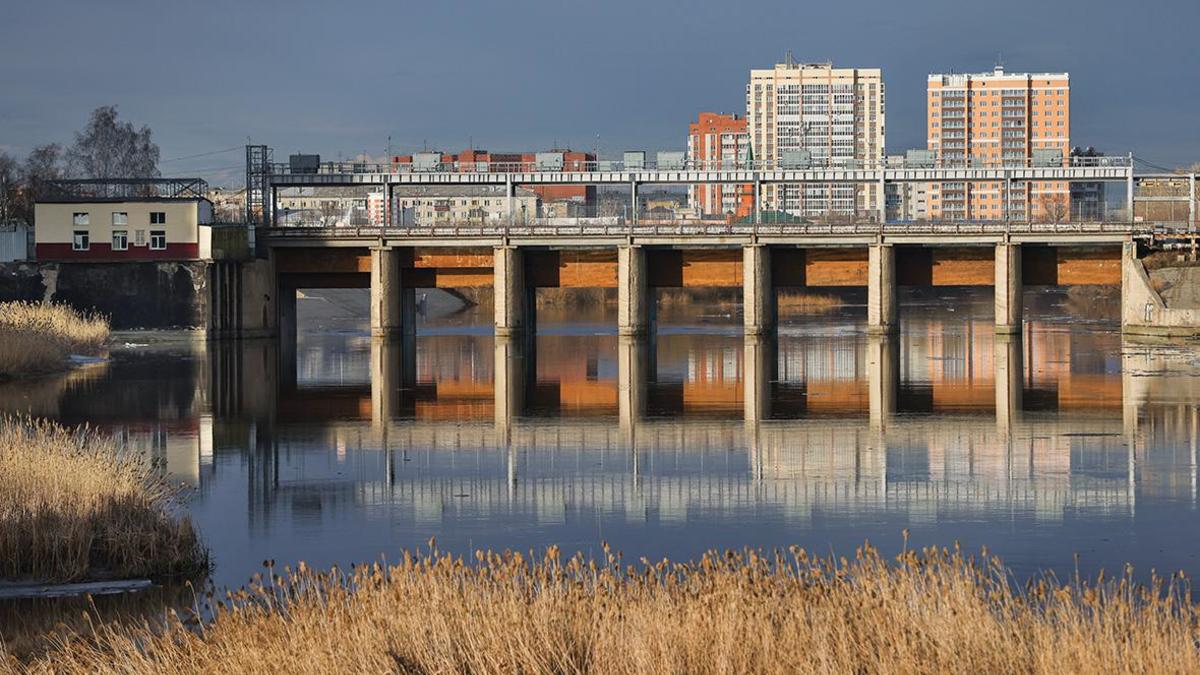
[1023,245,1121,286]
[559,250,617,288]
[411,248,493,269]
[898,247,993,286]
[805,248,868,287]
[647,249,742,288]
[525,250,618,288]
[682,249,742,287]
[1057,246,1121,286]
[932,247,993,286]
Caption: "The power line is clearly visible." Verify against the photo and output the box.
[1132,155,1184,174]
[159,146,242,164]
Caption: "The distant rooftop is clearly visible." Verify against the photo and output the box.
[928,65,1069,81]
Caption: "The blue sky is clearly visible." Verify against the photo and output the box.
[2,0,1197,184]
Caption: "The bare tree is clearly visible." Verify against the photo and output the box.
[1040,195,1069,223]
[65,106,160,180]
[12,144,65,223]
[0,153,17,223]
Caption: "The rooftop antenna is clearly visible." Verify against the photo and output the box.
[785,49,795,67]
[995,53,1005,73]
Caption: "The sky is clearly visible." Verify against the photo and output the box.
[2,0,1198,185]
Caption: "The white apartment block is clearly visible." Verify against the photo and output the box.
[746,60,886,218]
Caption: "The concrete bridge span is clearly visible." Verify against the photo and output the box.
[245,225,1131,340]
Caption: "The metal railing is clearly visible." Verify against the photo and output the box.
[268,154,1133,177]
[260,219,1149,240]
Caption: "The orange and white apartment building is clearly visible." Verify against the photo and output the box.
[686,112,752,219]
[927,66,1070,221]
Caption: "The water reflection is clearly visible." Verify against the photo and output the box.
[11,299,1200,589]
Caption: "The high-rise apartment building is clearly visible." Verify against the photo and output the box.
[927,66,1070,221]
[686,112,752,219]
[746,60,885,218]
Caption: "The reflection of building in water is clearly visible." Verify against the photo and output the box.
[1025,320,1123,411]
[224,413,1147,531]
[42,330,1200,536]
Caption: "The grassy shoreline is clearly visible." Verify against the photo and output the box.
[0,418,207,586]
[6,542,1199,673]
[0,302,109,379]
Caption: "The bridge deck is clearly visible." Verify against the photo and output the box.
[265,165,1134,187]
[261,221,1140,247]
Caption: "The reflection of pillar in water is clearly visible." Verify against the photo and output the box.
[994,333,1024,433]
[494,336,527,450]
[618,335,649,449]
[371,337,402,432]
[867,335,897,430]
[1121,348,1145,457]
[743,335,776,425]
[278,284,298,346]
[278,316,298,393]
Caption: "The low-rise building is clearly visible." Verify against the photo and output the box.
[391,148,596,205]
[390,185,540,226]
[35,180,217,260]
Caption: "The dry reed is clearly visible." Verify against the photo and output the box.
[8,540,1200,674]
[0,418,206,585]
[0,302,109,378]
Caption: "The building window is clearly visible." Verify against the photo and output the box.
[73,212,89,226]
[112,211,128,226]
[150,211,166,225]
[112,230,128,251]
[135,230,146,246]
[72,230,89,251]
[149,230,166,250]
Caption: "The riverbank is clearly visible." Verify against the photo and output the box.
[0,303,109,379]
[8,543,1199,674]
[0,418,206,586]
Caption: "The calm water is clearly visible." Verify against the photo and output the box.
[11,287,1200,591]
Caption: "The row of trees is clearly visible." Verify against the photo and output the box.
[0,106,161,225]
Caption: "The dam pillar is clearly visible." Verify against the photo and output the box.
[494,246,529,338]
[995,243,1022,334]
[867,244,897,334]
[743,244,775,336]
[370,247,403,337]
[618,244,651,336]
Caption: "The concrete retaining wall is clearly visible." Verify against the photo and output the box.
[0,261,209,330]
[1122,243,1200,339]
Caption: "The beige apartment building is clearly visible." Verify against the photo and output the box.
[35,197,214,260]
[927,66,1070,221]
[746,59,885,218]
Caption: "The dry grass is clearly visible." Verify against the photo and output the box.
[9,541,1200,674]
[0,418,206,585]
[0,302,109,378]
[777,291,843,315]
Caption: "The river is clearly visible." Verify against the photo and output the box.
[9,286,1200,591]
